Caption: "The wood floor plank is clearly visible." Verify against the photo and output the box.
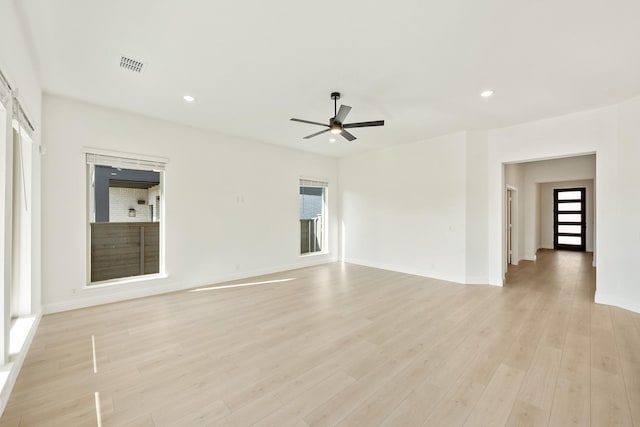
[302,343,425,427]
[590,367,633,427]
[251,372,354,427]
[462,363,526,427]
[548,333,591,427]
[506,399,551,427]
[515,345,562,416]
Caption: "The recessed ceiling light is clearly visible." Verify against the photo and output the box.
[480,90,494,98]
[329,138,336,143]
[183,95,195,102]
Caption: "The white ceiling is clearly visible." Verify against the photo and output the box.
[18,0,640,157]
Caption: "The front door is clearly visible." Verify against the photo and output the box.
[553,187,586,251]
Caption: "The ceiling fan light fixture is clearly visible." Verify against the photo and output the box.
[290,92,384,142]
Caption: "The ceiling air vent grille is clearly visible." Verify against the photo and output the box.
[120,56,145,73]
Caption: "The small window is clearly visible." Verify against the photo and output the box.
[86,152,166,284]
[299,179,328,255]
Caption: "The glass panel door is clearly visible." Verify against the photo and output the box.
[553,187,586,251]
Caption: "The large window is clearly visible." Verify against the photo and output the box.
[299,179,327,255]
[86,152,166,284]
[11,124,32,319]
[1,67,38,365]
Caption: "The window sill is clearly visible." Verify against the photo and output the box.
[299,251,330,258]
[9,316,36,356]
[84,273,168,290]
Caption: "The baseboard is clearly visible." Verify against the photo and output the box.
[0,311,42,416]
[43,256,337,314]
[595,291,640,314]
[465,276,492,285]
[344,257,467,285]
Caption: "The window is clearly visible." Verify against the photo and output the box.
[299,178,327,255]
[11,123,32,318]
[554,187,586,251]
[1,67,39,366]
[86,152,166,284]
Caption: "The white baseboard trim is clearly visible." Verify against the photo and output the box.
[0,311,42,417]
[344,258,467,285]
[465,276,492,285]
[43,257,337,314]
[595,291,640,314]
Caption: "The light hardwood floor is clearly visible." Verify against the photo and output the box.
[1,250,639,426]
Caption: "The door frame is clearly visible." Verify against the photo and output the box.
[553,187,586,251]
[505,185,518,268]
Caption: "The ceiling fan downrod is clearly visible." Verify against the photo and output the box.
[331,92,341,118]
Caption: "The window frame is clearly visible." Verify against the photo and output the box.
[84,148,168,286]
[299,178,328,257]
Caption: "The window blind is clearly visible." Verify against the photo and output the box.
[300,178,328,188]
[86,152,167,171]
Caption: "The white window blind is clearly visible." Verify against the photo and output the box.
[300,178,328,188]
[86,152,167,171]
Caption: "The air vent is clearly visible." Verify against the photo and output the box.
[120,56,145,73]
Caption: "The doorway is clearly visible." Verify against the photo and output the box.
[553,187,586,251]
[506,188,514,265]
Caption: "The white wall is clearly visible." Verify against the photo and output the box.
[612,96,640,312]
[0,0,43,414]
[487,103,640,313]
[538,179,594,252]
[465,131,488,283]
[0,0,42,317]
[41,95,339,313]
[339,132,467,283]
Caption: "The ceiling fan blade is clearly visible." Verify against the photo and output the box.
[341,129,357,142]
[290,118,329,127]
[343,120,385,128]
[303,128,330,139]
[334,105,352,123]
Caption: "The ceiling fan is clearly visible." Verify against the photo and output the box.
[290,92,384,142]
